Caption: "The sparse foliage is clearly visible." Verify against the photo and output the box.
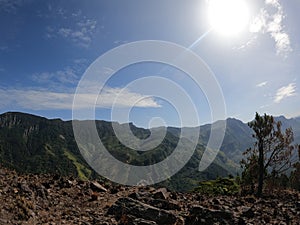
[240,153,260,193]
[241,113,296,196]
[290,146,300,190]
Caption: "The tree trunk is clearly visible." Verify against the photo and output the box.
[257,140,264,197]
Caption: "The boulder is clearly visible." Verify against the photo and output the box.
[108,197,183,225]
[187,205,234,225]
[153,188,170,200]
[148,199,181,211]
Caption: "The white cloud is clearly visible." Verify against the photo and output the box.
[31,64,113,94]
[249,0,292,56]
[113,40,128,45]
[57,28,72,37]
[40,5,103,47]
[32,67,80,86]
[274,83,296,103]
[73,58,88,64]
[96,87,161,109]
[46,18,97,48]
[256,81,268,87]
[31,58,91,90]
[0,87,161,110]
[249,9,268,33]
[259,104,271,109]
[265,0,280,7]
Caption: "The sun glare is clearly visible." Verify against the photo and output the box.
[208,0,250,36]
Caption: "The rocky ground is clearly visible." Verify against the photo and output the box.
[0,166,299,225]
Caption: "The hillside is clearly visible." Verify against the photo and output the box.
[0,112,237,191]
[0,112,299,191]
[168,118,254,166]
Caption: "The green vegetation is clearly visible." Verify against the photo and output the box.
[194,177,240,196]
[0,112,240,192]
[63,149,91,181]
[290,149,300,191]
[45,144,55,157]
[0,112,299,193]
[241,113,299,196]
[194,113,300,197]
[0,112,94,179]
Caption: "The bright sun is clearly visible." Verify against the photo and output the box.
[208,0,250,36]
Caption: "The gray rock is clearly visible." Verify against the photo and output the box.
[190,205,233,220]
[153,188,170,200]
[148,199,181,211]
[108,197,183,225]
[132,218,157,225]
[187,205,234,225]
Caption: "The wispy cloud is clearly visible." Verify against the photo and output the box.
[274,83,296,103]
[30,58,91,90]
[97,89,162,108]
[0,46,8,51]
[32,67,79,86]
[0,0,27,13]
[0,87,161,110]
[259,104,271,109]
[41,4,104,48]
[249,0,292,56]
[46,16,97,48]
[256,81,268,87]
[113,40,128,45]
[73,58,88,64]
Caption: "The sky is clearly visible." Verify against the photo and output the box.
[0,0,299,128]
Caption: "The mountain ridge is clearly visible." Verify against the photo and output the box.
[0,111,299,191]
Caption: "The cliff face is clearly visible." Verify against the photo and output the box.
[0,112,89,178]
[0,166,299,224]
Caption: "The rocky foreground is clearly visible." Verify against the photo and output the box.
[0,167,299,225]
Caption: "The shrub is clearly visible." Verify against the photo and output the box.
[194,177,240,196]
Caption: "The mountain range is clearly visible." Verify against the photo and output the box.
[0,112,299,192]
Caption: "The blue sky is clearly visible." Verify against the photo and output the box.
[0,0,299,128]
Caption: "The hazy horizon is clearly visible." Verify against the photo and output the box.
[1,110,299,129]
